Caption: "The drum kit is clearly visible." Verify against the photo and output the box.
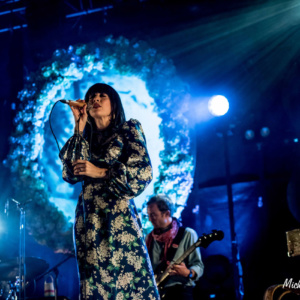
[0,257,49,299]
[0,199,49,300]
[0,198,75,300]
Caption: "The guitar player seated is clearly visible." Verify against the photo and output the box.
[146,194,204,300]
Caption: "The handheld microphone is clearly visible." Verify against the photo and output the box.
[60,100,86,108]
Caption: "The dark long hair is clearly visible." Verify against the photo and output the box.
[83,83,126,143]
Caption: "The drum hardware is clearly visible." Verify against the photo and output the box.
[1,198,73,300]
[34,253,75,300]
[2,199,32,300]
[0,257,49,300]
[5,278,20,300]
[0,257,50,282]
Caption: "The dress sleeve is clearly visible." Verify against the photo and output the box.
[106,119,153,200]
[59,134,90,184]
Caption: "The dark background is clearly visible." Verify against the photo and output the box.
[0,0,300,299]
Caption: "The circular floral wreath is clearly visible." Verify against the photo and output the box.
[4,36,194,251]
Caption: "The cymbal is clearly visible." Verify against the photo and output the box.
[0,257,49,281]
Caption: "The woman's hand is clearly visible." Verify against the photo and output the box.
[70,99,88,133]
[72,160,108,179]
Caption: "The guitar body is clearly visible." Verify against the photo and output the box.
[154,259,169,297]
[155,266,189,298]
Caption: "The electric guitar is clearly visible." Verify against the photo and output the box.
[155,230,224,297]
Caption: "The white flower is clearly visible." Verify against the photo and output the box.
[96,282,109,300]
[97,240,110,262]
[86,248,98,266]
[112,199,129,214]
[115,232,136,246]
[111,215,126,234]
[116,272,133,290]
[94,195,108,210]
[116,292,124,300]
[99,267,113,284]
[111,248,124,268]
[125,251,143,271]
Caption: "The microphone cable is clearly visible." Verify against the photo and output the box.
[49,100,89,300]
[49,100,90,176]
[49,101,63,153]
[49,99,87,153]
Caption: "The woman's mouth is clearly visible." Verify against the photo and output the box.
[93,103,101,109]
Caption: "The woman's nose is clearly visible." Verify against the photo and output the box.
[92,96,100,103]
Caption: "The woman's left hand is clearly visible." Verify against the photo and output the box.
[72,160,108,178]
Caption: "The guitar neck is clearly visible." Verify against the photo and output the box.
[172,241,200,265]
[156,241,200,286]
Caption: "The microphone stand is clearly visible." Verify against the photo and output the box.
[11,198,32,300]
[218,128,244,300]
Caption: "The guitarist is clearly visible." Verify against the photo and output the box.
[146,194,204,300]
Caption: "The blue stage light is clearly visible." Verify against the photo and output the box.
[245,129,255,140]
[260,127,270,137]
[208,95,229,116]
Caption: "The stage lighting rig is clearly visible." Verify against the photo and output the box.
[0,0,27,34]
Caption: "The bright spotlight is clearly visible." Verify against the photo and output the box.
[208,95,229,116]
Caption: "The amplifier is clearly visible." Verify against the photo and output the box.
[286,228,300,257]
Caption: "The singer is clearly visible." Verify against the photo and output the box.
[59,83,160,300]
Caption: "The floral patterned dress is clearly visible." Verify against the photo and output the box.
[60,119,160,300]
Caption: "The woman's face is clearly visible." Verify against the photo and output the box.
[87,92,112,121]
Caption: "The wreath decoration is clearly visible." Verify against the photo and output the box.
[4,36,194,251]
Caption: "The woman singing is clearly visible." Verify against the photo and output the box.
[59,83,160,300]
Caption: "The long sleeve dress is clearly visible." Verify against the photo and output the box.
[59,119,160,300]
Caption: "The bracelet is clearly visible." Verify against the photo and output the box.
[188,269,193,279]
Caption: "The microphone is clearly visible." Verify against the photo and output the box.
[60,100,86,108]
[11,198,33,207]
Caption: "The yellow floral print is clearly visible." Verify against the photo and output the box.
[60,119,160,299]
